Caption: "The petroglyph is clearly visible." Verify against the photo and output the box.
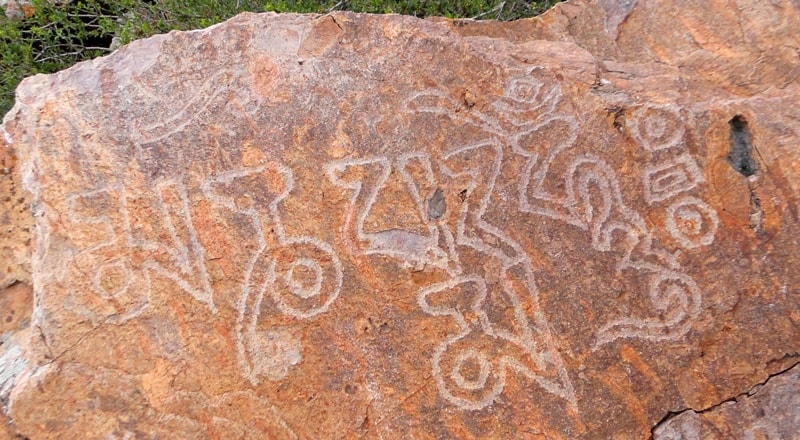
[513,115,582,228]
[326,155,450,271]
[122,180,216,312]
[8,6,800,439]
[418,274,577,411]
[440,140,528,265]
[595,270,702,346]
[631,106,720,250]
[437,139,576,410]
[202,163,342,385]
[665,196,719,249]
[135,70,231,146]
[326,132,576,409]
[66,178,221,322]
[643,154,705,204]
[557,156,702,345]
[406,76,708,346]
[629,104,686,152]
[65,186,151,324]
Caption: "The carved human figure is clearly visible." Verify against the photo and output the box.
[409,70,710,348]
[327,131,576,410]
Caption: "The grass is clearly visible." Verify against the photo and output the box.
[0,0,560,116]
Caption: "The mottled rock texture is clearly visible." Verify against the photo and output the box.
[653,364,800,439]
[2,0,800,438]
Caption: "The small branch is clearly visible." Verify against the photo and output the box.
[34,51,84,63]
[33,46,112,63]
[472,1,505,20]
[327,0,347,13]
[65,13,119,19]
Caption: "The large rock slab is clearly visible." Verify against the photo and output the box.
[2,0,800,438]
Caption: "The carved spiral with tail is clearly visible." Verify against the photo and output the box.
[202,163,343,384]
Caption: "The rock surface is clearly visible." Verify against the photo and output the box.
[2,0,800,438]
[653,364,800,439]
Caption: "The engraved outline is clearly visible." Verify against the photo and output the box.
[202,163,343,385]
[665,196,720,249]
[643,154,705,205]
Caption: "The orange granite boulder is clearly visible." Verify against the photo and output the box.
[1,1,799,438]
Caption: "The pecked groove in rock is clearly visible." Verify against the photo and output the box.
[1,1,800,438]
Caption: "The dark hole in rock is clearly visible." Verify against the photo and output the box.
[728,115,758,177]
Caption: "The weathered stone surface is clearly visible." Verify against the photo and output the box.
[653,364,800,439]
[2,1,800,438]
[0,138,30,290]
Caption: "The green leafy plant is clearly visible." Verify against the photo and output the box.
[0,0,559,116]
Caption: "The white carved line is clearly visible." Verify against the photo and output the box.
[643,154,705,204]
[629,104,685,152]
[560,156,704,345]
[203,163,342,385]
[404,90,461,117]
[66,186,152,323]
[285,258,324,299]
[493,75,564,127]
[418,274,577,411]
[440,139,527,267]
[395,152,436,225]
[202,166,271,385]
[418,276,503,410]
[450,349,492,391]
[504,76,546,105]
[270,237,343,320]
[496,91,701,345]
[407,81,577,411]
[665,196,719,249]
[390,153,452,271]
[326,155,449,270]
[405,89,503,140]
[512,115,583,229]
[325,157,392,255]
[136,70,229,145]
[409,79,705,352]
[432,339,507,411]
[595,270,702,347]
[91,259,133,300]
[265,163,295,244]
[120,179,216,313]
[65,186,120,252]
[564,156,656,268]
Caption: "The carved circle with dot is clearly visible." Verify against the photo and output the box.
[630,105,685,152]
[450,348,491,391]
[285,258,323,299]
[666,196,719,249]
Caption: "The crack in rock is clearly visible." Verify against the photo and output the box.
[651,361,800,439]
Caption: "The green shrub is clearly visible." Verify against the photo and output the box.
[0,0,558,116]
